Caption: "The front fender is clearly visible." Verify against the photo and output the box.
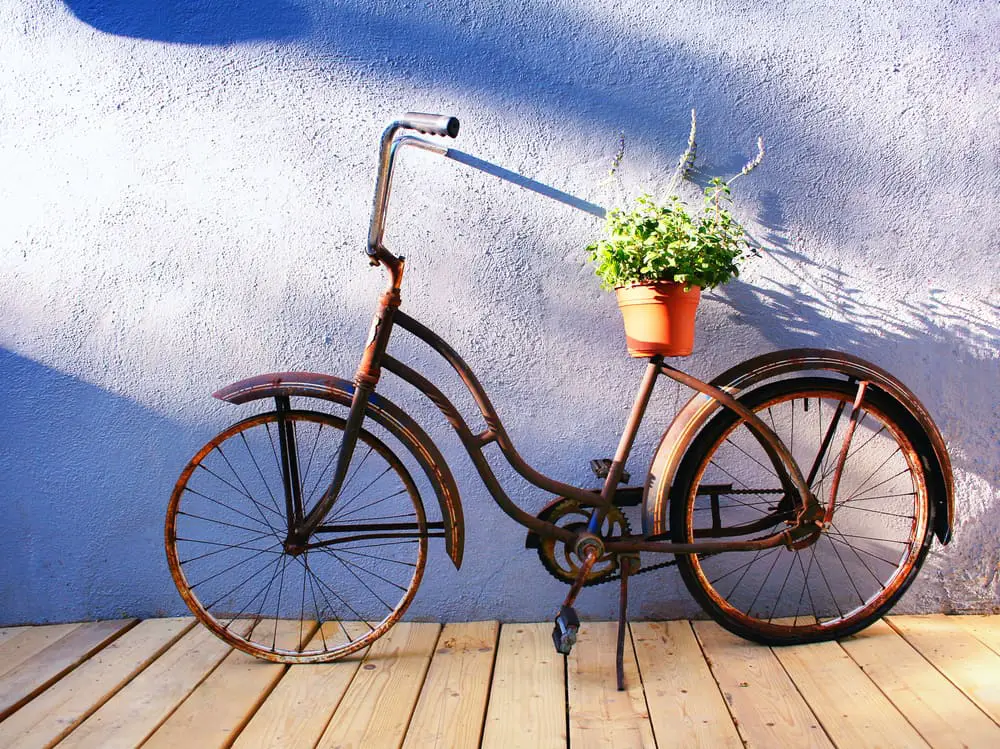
[642,349,954,544]
[214,372,465,569]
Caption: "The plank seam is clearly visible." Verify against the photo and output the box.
[473,622,502,749]
[687,620,747,748]
[308,659,365,749]
[768,642,838,747]
[884,616,1000,730]
[134,637,236,748]
[562,633,570,749]
[956,618,1000,659]
[42,619,197,748]
[223,619,321,748]
[0,619,140,723]
[836,633,951,747]
[831,635,933,747]
[395,624,448,746]
[627,623,661,749]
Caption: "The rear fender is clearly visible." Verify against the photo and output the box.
[214,372,464,568]
[641,349,954,544]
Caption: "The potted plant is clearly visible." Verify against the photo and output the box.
[587,112,764,357]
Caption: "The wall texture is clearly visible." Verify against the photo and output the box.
[1,0,998,624]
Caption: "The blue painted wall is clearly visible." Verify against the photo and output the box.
[1,0,998,623]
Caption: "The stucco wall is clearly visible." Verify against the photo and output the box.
[1,0,997,624]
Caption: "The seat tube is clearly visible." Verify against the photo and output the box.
[588,356,662,532]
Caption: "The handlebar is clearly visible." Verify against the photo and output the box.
[367,113,460,263]
[398,112,460,138]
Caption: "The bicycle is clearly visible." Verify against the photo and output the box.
[165,113,954,689]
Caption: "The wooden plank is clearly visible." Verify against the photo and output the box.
[0,624,81,678]
[773,639,929,748]
[841,619,1000,748]
[631,621,742,748]
[0,627,29,646]
[481,623,566,749]
[143,619,315,749]
[693,620,833,748]
[231,621,370,749]
[0,618,193,749]
[568,621,655,749]
[954,614,1000,657]
[401,621,498,749]
[0,619,135,720]
[889,614,1000,723]
[314,622,440,749]
[55,622,245,749]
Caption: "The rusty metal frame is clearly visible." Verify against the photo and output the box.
[642,348,954,544]
[291,254,825,556]
[217,119,952,569]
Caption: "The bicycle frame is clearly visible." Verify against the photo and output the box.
[282,116,828,556]
[289,262,824,558]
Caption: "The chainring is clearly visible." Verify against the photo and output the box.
[536,497,632,586]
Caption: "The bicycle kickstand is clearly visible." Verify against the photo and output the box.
[615,553,640,691]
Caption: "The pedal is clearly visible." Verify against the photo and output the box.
[552,605,581,655]
[590,458,630,484]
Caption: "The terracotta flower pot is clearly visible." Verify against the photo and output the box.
[614,282,701,357]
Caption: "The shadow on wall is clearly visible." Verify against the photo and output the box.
[54,0,1000,614]
[66,0,311,43]
[0,349,198,625]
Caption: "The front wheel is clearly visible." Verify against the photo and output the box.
[166,409,428,663]
[670,377,935,644]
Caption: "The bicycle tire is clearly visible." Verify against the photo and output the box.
[166,409,427,663]
[670,377,936,644]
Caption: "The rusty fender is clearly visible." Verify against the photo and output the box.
[214,372,465,569]
[641,349,954,544]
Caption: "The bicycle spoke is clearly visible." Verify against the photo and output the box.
[744,545,784,616]
[177,510,280,539]
[205,552,283,611]
[821,531,867,606]
[828,522,891,588]
[184,484,282,531]
[240,431,281,515]
[299,422,324,498]
[331,469,398,520]
[768,553,798,622]
[336,548,418,567]
[294,554,376,629]
[188,541,283,591]
[844,447,903,501]
[827,532,903,568]
[178,532,277,563]
[318,549,399,609]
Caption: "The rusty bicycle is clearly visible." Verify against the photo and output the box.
[165,113,953,688]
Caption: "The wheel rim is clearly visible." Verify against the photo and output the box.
[166,411,427,662]
[681,383,929,638]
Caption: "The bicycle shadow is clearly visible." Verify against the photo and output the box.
[0,348,201,625]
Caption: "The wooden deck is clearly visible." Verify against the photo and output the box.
[1,615,1000,748]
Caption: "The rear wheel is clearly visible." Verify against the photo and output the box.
[166,410,427,662]
[670,378,935,644]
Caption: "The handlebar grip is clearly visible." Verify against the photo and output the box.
[398,112,460,138]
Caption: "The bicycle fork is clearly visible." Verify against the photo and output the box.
[288,268,404,550]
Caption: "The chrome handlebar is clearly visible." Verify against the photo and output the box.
[366,113,460,262]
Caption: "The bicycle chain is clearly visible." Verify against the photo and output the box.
[589,549,725,586]
[590,555,680,585]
